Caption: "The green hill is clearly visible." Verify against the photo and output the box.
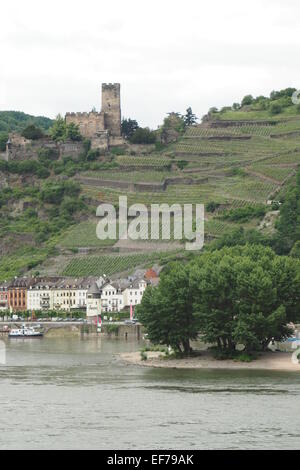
[0,111,53,133]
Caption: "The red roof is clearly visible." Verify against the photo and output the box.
[144,269,158,279]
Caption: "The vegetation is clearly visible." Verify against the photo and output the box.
[136,263,196,355]
[129,127,156,144]
[218,204,266,223]
[0,111,53,133]
[273,168,300,254]
[49,115,81,142]
[137,245,300,356]
[205,88,298,119]
[62,251,180,277]
[121,118,139,139]
[21,124,44,140]
[0,132,8,151]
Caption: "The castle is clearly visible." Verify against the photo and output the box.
[65,83,123,150]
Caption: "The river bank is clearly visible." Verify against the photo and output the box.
[120,350,300,371]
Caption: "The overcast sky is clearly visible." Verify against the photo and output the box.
[1,0,300,128]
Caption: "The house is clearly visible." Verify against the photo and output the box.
[100,279,129,313]
[52,277,96,312]
[8,277,36,312]
[122,279,147,309]
[27,280,56,311]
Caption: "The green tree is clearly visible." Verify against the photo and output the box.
[0,132,8,152]
[121,118,139,139]
[65,122,82,141]
[190,245,300,353]
[21,124,44,140]
[274,169,300,253]
[184,107,198,126]
[130,127,156,144]
[136,262,198,354]
[49,114,66,141]
[241,95,254,106]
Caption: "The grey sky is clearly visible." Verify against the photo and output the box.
[1,0,300,128]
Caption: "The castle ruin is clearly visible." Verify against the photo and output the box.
[65,83,123,150]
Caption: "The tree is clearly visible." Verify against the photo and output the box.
[136,262,199,354]
[49,115,81,142]
[190,245,300,353]
[241,95,254,106]
[130,127,156,144]
[49,115,66,141]
[65,122,81,141]
[269,103,282,115]
[274,168,300,253]
[21,124,44,140]
[184,107,198,126]
[0,132,8,152]
[121,118,139,139]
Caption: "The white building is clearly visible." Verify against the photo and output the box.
[122,279,147,308]
[100,281,126,313]
[27,280,56,311]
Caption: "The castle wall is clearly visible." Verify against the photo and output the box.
[65,112,105,139]
[5,138,84,161]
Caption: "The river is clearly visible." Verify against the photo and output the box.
[0,336,299,450]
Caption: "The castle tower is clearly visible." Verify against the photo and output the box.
[101,83,121,137]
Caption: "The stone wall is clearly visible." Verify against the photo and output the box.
[6,137,84,161]
[65,112,105,139]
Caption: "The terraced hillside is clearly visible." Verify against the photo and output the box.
[44,111,296,278]
[2,99,299,281]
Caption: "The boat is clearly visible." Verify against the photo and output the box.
[9,324,43,338]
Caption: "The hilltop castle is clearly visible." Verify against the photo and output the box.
[65,83,123,150]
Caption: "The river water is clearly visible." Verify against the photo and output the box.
[0,337,299,450]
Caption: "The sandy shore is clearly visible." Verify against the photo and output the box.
[120,350,300,371]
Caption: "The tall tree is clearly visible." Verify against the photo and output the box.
[136,262,198,354]
[184,107,198,126]
[190,245,300,352]
[121,118,139,139]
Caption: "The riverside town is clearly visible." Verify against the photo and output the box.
[1,0,300,455]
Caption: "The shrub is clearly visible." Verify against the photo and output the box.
[176,160,188,170]
[206,201,220,213]
[130,127,156,144]
[37,147,59,164]
[219,204,266,223]
[269,103,282,115]
[140,351,147,361]
[86,149,100,161]
[21,125,44,140]
[110,147,126,156]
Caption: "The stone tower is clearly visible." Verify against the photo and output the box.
[101,83,121,137]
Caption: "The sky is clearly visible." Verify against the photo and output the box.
[1,0,300,128]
